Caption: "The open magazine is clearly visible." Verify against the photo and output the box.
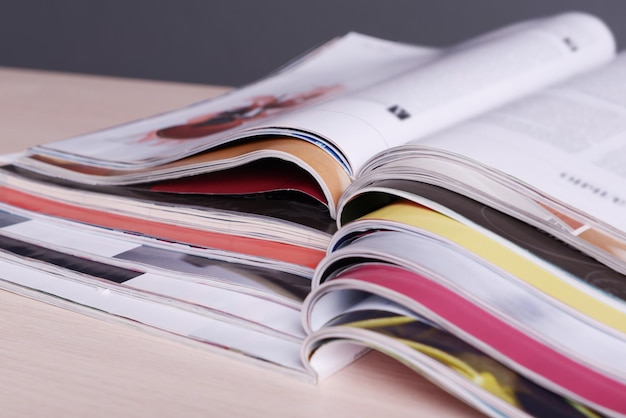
[12,12,615,219]
[1,10,626,418]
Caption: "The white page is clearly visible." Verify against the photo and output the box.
[413,53,626,233]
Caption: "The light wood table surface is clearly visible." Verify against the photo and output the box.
[0,67,482,417]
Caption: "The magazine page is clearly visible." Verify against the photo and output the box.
[273,12,615,174]
[26,32,440,170]
[413,52,626,230]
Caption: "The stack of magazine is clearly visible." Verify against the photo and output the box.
[1,10,626,418]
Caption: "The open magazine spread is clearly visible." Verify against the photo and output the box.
[1,10,626,418]
[14,12,614,218]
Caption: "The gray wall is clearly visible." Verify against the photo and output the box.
[2,0,626,86]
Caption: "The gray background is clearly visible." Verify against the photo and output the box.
[2,0,626,86]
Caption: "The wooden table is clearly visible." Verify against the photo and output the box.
[0,67,482,417]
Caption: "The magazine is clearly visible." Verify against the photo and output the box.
[13,12,614,220]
